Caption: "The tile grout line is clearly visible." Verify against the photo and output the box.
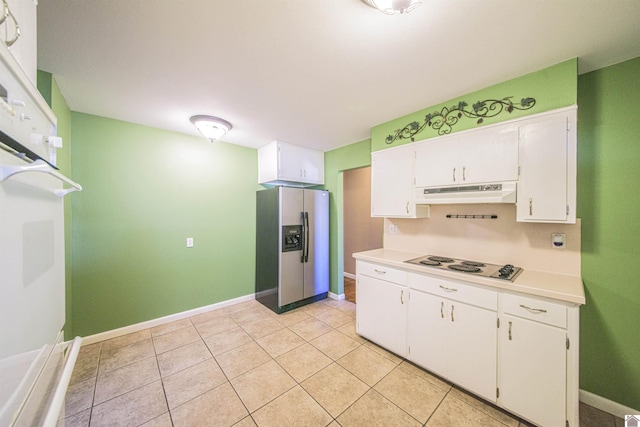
[422,387,450,426]
[153,330,175,427]
[77,302,361,425]
[192,306,325,424]
[365,358,427,425]
[67,300,617,426]
[260,318,356,424]
[87,341,103,425]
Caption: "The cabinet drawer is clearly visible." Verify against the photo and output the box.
[501,293,566,328]
[407,273,497,310]
[357,261,406,285]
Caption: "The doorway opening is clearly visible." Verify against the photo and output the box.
[342,166,383,303]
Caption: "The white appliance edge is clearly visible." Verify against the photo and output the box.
[0,39,82,425]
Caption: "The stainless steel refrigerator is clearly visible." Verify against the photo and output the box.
[255,187,329,313]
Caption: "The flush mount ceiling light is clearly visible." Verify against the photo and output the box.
[361,0,422,14]
[189,115,232,142]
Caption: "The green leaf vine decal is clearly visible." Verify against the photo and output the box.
[385,96,536,145]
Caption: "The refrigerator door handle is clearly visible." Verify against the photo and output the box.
[304,211,310,263]
[300,212,306,263]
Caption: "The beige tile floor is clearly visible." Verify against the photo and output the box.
[60,298,623,427]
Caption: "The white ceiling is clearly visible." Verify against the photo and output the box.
[37,0,640,152]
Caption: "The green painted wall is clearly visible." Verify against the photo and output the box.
[37,71,74,339]
[577,57,640,410]
[70,113,261,337]
[371,59,577,152]
[36,71,52,106]
[324,140,371,295]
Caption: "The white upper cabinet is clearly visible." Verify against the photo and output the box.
[516,107,577,223]
[371,106,578,223]
[414,124,519,188]
[370,144,429,218]
[4,0,38,85]
[258,141,324,186]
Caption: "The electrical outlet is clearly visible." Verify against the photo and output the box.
[186,237,194,248]
[388,224,398,234]
[551,233,565,249]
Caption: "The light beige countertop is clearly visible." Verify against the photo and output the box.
[353,248,586,305]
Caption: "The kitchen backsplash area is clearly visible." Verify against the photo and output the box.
[383,204,580,276]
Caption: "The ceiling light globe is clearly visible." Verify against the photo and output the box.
[363,0,422,14]
[190,115,232,142]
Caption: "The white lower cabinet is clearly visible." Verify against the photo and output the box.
[498,314,566,426]
[406,289,447,377]
[498,293,573,427]
[408,288,497,402]
[355,260,580,427]
[356,262,407,357]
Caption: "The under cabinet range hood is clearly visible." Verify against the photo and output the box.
[415,182,517,204]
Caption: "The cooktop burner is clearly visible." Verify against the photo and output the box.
[428,256,455,263]
[419,259,441,266]
[448,264,482,273]
[405,255,523,282]
[461,260,485,267]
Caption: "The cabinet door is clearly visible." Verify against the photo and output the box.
[415,125,519,188]
[414,136,459,187]
[371,146,416,218]
[499,314,567,427]
[278,143,307,181]
[407,290,448,378]
[517,115,569,222]
[275,142,324,184]
[459,125,519,185]
[408,289,497,401]
[356,275,407,357]
[299,148,324,184]
[447,301,497,403]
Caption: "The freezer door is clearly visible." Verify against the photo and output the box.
[279,187,304,306]
[303,189,329,299]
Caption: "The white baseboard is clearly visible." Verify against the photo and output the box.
[328,292,345,301]
[580,388,640,418]
[81,293,256,346]
[343,272,356,280]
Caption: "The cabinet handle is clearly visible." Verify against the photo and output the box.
[451,305,455,322]
[406,201,409,214]
[462,166,466,181]
[440,301,444,318]
[439,285,458,292]
[519,304,547,314]
[452,167,456,182]
[529,198,533,216]
[373,269,386,274]
[508,321,512,340]
[400,290,404,305]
